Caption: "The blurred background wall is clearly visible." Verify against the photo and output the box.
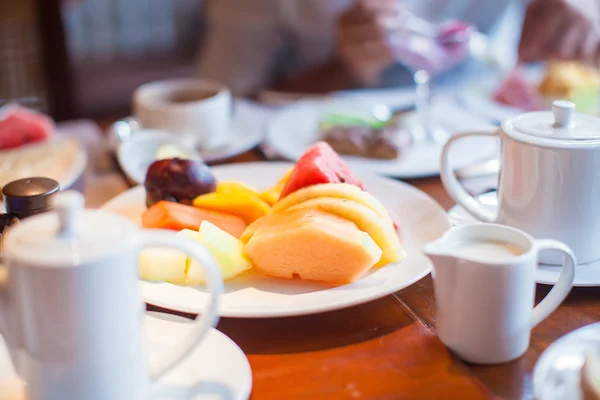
[63,0,205,117]
[0,0,205,120]
[0,0,48,113]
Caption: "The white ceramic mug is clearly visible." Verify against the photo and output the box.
[133,79,232,149]
[425,223,576,364]
[1,192,223,400]
[441,101,600,265]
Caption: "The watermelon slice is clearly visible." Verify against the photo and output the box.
[280,142,365,198]
[280,141,400,230]
[0,105,53,150]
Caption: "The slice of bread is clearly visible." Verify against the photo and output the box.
[0,137,80,193]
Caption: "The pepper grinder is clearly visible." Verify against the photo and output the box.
[0,177,60,252]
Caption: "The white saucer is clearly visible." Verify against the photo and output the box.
[199,120,262,164]
[265,98,497,178]
[103,162,450,318]
[118,130,205,185]
[449,192,600,287]
[533,322,600,400]
[0,312,252,400]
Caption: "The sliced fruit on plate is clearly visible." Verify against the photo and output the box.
[244,207,382,284]
[145,158,217,207]
[286,197,404,266]
[181,221,252,284]
[0,104,53,150]
[216,181,261,197]
[242,183,393,243]
[277,142,399,230]
[139,247,187,283]
[279,141,365,198]
[240,217,266,243]
[142,200,247,238]
[259,168,293,206]
[193,191,270,224]
[271,183,391,223]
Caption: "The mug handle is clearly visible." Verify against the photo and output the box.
[440,128,499,223]
[530,239,576,328]
[137,230,224,380]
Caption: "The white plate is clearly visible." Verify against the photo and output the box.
[59,144,87,190]
[264,99,498,178]
[0,138,87,191]
[0,311,252,400]
[533,322,600,400]
[458,88,522,124]
[102,162,450,318]
[449,192,600,287]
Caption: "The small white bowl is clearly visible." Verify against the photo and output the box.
[117,129,203,185]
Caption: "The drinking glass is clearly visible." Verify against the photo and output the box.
[387,13,473,144]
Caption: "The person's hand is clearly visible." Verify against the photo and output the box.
[519,0,600,65]
[337,0,402,86]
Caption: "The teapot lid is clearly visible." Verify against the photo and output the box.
[5,191,139,267]
[504,101,600,143]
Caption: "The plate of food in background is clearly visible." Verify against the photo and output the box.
[102,142,450,318]
[459,62,600,123]
[0,105,87,196]
[264,97,497,179]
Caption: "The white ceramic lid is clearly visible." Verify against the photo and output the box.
[504,100,600,142]
[5,191,139,267]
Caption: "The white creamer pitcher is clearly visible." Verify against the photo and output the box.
[425,223,575,364]
[0,191,224,400]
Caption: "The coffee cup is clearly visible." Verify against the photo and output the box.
[133,79,231,149]
[1,191,223,399]
[425,223,576,364]
[441,101,600,265]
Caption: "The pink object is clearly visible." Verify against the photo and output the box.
[493,69,540,111]
[0,105,54,150]
[436,21,472,44]
[391,20,472,74]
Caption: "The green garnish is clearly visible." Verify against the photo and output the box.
[320,113,388,129]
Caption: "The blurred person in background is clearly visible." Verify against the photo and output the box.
[197,0,600,98]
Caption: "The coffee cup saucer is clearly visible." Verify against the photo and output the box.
[449,191,600,287]
[0,312,252,400]
[198,118,263,163]
[117,117,263,185]
[110,112,263,166]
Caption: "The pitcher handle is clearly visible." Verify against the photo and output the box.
[530,239,576,328]
[440,129,499,223]
[137,230,223,381]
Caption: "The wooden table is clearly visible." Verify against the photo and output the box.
[140,149,600,400]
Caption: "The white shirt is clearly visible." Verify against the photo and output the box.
[197,0,523,96]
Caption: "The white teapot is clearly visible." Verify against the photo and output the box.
[442,100,600,265]
[0,191,223,400]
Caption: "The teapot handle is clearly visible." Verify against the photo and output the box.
[136,230,223,381]
[530,240,576,328]
[440,129,499,223]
